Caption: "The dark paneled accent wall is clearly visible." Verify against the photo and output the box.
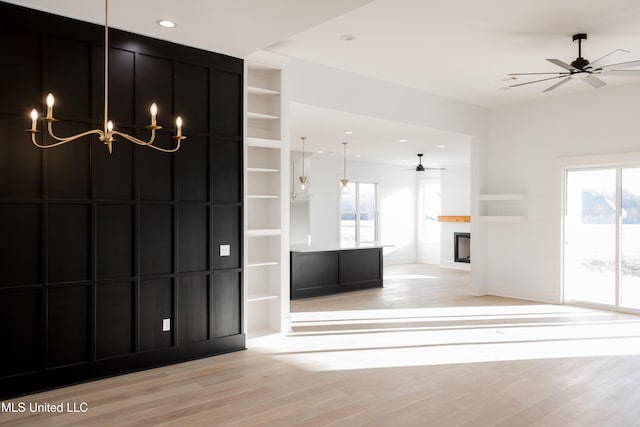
[0,2,244,398]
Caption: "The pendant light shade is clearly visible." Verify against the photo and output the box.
[299,137,309,190]
[340,141,349,189]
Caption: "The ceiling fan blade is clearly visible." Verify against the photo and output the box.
[507,72,566,76]
[509,75,567,88]
[543,76,573,92]
[582,74,607,89]
[600,70,640,76]
[600,59,640,70]
[587,49,629,70]
[424,167,446,171]
[547,58,580,71]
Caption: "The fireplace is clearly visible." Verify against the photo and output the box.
[454,232,470,263]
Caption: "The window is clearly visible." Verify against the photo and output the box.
[340,182,378,245]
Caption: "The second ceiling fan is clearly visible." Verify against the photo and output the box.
[404,153,445,172]
[508,33,640,92]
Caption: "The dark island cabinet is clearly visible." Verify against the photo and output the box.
[290,247,383,299]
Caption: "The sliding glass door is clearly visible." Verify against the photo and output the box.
[564,166,640,310]
[621,168,640,309]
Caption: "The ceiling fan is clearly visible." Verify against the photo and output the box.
[508,33,640,92]
[403,153,445,172]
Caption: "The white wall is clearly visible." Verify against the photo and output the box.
[308,156,417,265]
[485,82,640,303]
[440,165,471,270]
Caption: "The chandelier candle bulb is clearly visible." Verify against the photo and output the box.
[176,116,182,137]
[150,103,157,126]
[30,109,38,131]
[46,93,54,119]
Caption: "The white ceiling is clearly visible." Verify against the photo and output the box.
[290,103,470,168]
[9,0,640,165]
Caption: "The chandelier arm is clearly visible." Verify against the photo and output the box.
[111,129,157,146]
[145,138,183,153]
[111,130,183,152]
[35,125,105,146]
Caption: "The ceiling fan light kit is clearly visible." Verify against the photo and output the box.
[508,33,640,92]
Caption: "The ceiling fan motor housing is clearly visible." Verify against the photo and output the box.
[571,33,590,69]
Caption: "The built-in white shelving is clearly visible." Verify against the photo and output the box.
[478,193,526,222]
[244,58,289,340]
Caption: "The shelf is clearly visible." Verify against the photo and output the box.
[248,195,279,199]
[246,137,281,149]
[479,193,526,201]
[247,111,280,120]
[246,229,282,237]
[247,261,280,268]
[247,85,280,95]
[438,215,471,223]
[248,294,280,303]
[478,216,526,222]
[247,167,279,173]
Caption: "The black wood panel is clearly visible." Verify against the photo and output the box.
[140,279,173,351]
[140,205,173,275]
[211,70,241,136]
[177,135,208,201]
[139,142,174,201]
[178,275,208,345]
[94,133,133,200]
[213,206,241,269]
[48,204,90,283]
[213,270,241,338]
[340,249,381,284]
[48,285,90,367]
[136,54,173,126]
[0,116,42,199]
[0,289,42,376]
[0,204,41,286]
[97,205,133,279]
[46,121,91,199]
[95,47,135,125]
[176,63,209,132]
[46,35,91,119]
[179,205,208,272]
[212,138,242,202]
[0,27,41,113]
[96,282,134,359]
[0,1,243,398]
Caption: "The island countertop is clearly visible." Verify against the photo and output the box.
[290,242,391,253]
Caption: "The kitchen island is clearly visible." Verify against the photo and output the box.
[290,244,384,299]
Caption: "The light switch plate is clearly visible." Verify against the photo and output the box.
[162,318,171,332]
[220,244,231,257]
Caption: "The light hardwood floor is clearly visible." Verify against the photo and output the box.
[3,263,640,426]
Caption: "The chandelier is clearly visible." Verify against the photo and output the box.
[27,0,185,154]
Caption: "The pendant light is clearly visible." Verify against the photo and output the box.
[299,137,308,190]
[27,0,185,154]
[340,141,349,189]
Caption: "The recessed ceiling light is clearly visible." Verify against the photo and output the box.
[316,150,324,154]
[344,131,353,135]
[438,145,446,148]
[355,154,361,158]
[156,19,176,28]
[340,35,355,41]
[399,139,409,143]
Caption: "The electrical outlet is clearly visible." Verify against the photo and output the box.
[162,318,171,332]
[219,244,231,257]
